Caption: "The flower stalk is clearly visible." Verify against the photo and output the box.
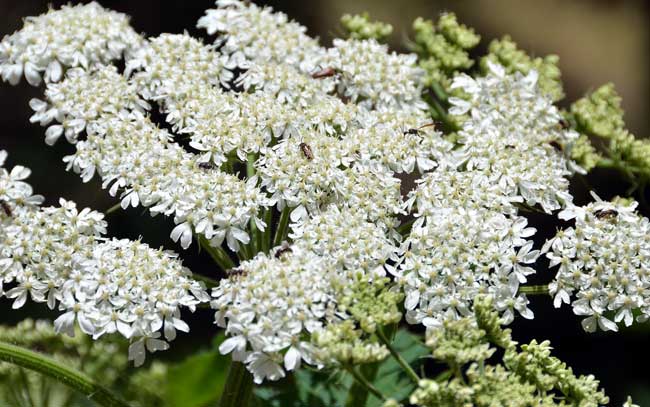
[0,341,131,407]
[344,365,386,403]
[376,328,420,384]
[219,361,253,407]
[518,284,550,296]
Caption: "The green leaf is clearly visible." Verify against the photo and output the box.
[254,368,351,407]
[253,329,428,407]
[365,329,429,406]
[165,334,229,407]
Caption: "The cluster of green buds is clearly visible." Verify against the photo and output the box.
[480,35,564,101]
[338,277,404,334]
[312,320,389,366]
[341,13,393,42]
[311,278,405,366]
[570,83,650,181]
[409,297,612,407]
[410,13,480,91]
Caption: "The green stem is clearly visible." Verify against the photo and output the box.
[518,284,550,296]
[246,154,259,255]
[105,202,121,215]
[344,365,386,403]
[191,273,220,288]
[376,329,420,384]
[0,341,131,407]
[219,361,253,407]
[262,208,273,253]
[345,363,379,407]
[198,236,235,270]
[396,218,415,236]
[273,206,291,247]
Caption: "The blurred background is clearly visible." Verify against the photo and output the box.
[0,0,648,405]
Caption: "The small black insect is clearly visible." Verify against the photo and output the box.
[299,142,314,160]
[0,199,12,217]
[311,67,337,79]
[594,209,618,220]
[403,122,440,135]
[558,118,571,130]
[548,140,563,152]
[198,162,216,170]
[274,241,292,258]
[227,267,246,278]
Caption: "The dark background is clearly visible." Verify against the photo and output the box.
[0,0,648,404]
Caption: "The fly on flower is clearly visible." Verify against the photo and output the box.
[0,199,12,217]
[274,241,292,258]
[311,67,337,79]
[402,121,440,135]
[594,209,618,220]
[299,142,314,160]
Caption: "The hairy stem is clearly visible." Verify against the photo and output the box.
[376,329,420,384]
[0,341,131,407]
[219,361,253,407]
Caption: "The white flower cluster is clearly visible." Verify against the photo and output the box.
[449,63,578,213]
[213,206,397,383]
[0,2,142,86]
[32,66,268,251]
[396,207,538,328]
[289,206,400,277]
[125,33,233,105]
[319,38,428,113]
[344,111,452,174]
[0,151,208,366]
[197,0,324,71]
[212,246,332,384]
[395,64,582,330]
[544,195,650,332]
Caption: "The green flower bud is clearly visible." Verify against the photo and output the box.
[481,35,564,101]
[341,13,393,41]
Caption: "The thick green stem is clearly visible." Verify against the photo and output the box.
[273,206,291,247]
[219,361,253,407]
[198,236,235,271]
[518,284,550,296]
[0,341,131,407]
[376,329,420,385]
[344,365,386,403]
